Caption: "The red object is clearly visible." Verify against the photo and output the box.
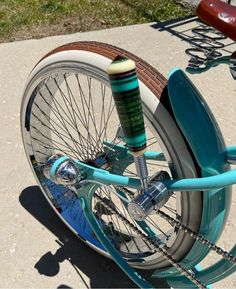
[196,0,236,41]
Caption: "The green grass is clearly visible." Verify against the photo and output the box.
[0,0,193,42]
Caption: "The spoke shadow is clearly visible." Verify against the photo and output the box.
[19,186,169,288]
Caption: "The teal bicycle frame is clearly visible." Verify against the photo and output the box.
[48,55,236,288]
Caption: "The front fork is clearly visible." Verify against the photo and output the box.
[107,56,172,221]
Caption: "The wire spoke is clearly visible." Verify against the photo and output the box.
[164,205,177,215]
[28,69,180,262]
[146,140,158,148]
[146,162,169,168]
[31,112,87,158]
[33,102,88,144]
[55,76,89,157]
[38,90,81,157]
[76,74,102,156]
[99,186,143,252]
[145,216,169,237]
[31,134,77,159]
[44,83,84,157]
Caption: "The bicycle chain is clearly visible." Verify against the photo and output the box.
[119,186,236,265]
[94,186,236,289]
[156,209,236,264]
[94,192,207,289]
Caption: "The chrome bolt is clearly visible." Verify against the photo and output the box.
[43,154,81,186]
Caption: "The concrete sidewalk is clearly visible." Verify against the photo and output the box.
[0,19,236,289]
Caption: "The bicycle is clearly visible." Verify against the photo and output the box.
[20,0,236,288]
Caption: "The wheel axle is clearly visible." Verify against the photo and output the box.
[43,154,81,186]
[128,171,172,221]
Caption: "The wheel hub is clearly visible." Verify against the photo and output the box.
[127,171,172,221]
[43,154,81,186]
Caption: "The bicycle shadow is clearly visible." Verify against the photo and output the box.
[150,16,235,53]
[151,16,198,44]
[19,186,169,289]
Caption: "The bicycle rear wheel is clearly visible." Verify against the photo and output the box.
[21,41,202,270]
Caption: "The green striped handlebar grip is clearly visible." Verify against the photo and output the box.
[107,56,147,156]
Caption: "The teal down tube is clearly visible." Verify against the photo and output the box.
[153,68,232,282]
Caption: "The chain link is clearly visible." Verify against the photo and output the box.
[156,209,236,264]
[94,185,236,289]
[94,192,207,289]
[120,187,236,265]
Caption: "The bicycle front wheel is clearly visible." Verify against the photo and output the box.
[21,41,203,270]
